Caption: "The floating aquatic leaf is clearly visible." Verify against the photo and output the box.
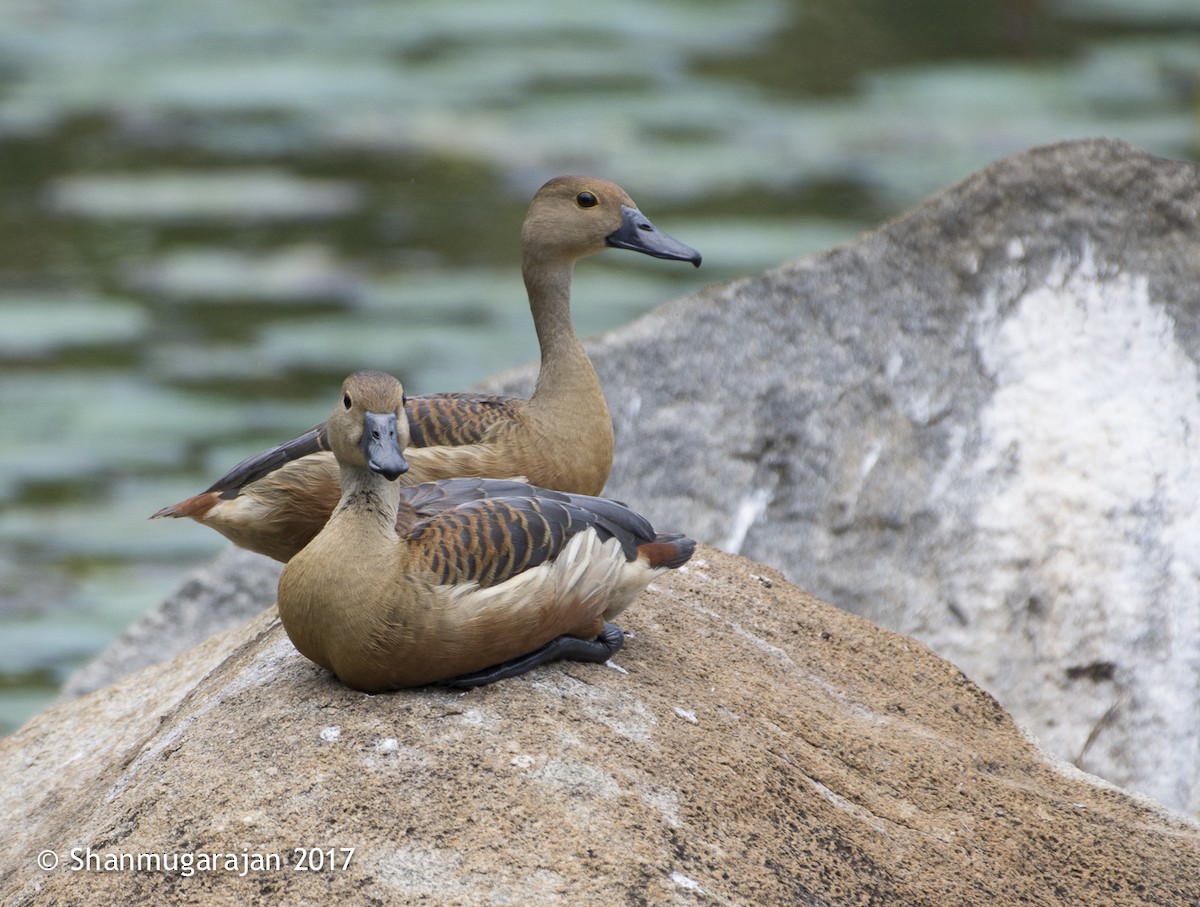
[47,170,362,222]
[126,244,361,305]
[0,295,148,358]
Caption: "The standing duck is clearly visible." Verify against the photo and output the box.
[276,370,695,690]
[154,177,701,563]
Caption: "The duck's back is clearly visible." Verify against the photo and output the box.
[405,392,524,447]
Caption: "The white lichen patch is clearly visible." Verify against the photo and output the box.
[319,726,341,743]
[362,737,427,773]
[719,486,772,554]
[673,707,699,725]
[374,843,465,897]
[716,705,742,724]
[676,558,711,581]
[545,675,660,745]
[670,871,706,893]
[961,246,1200,811]
[640,785,682,828]
[528,758,623,808]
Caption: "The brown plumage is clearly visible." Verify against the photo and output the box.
[153,176,700,563]
[276,370,695,691]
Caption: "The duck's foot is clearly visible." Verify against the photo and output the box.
[439,622,625,689]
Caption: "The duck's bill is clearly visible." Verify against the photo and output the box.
[606,206,702,267]
[361,412,409,481]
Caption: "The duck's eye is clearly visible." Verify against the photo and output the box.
[576,191,598,209]
[343,393,352,409]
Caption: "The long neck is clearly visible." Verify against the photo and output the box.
[522,254,602,410]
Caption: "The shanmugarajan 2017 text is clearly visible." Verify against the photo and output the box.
[54,846,355,876]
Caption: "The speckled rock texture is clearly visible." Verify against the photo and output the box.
[65,138,1200,817]
[4,546,1198,906]
[488,138,1200,816]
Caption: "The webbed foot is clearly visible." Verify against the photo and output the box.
[439,622,625,689]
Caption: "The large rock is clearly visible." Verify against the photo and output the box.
[5,547,1198,906]
[60,547,281,699]
[503,138,1200,815]
[63,138,1200,816]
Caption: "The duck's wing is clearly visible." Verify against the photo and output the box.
[404,392,525,448]
[202,424,330,497]
[397,476,549,518]
[398,479,658,588]
[196,392,522,498]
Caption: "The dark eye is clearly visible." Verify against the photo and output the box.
[576,191,598,208]
[343,393,352,409]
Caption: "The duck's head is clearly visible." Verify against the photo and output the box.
[522,176,701,268]
[327,370,411,481]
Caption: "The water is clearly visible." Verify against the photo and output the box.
[1,0,1196,736]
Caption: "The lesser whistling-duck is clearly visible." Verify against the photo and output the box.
[276,370,695,690]
[154,177,700,562]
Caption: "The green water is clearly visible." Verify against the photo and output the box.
[0,0,1196,735]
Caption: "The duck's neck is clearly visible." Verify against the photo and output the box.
[523,255,602,411]
[331,465,403,540]
[280,462,402,654]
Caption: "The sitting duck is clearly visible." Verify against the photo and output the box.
[155,177,701,563]
[276,370,695,690]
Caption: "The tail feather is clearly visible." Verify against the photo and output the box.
[151,492,218,521]
[637,533,696,570]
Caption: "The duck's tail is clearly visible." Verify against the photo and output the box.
[150,492,217,521]
[637,533,696,570]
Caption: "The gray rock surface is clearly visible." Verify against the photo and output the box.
[493,138,1200,815]
[5,547,1198,906]
[60,547,281,699]
[63,138,1200,817]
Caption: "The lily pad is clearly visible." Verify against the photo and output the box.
[47,170,362,223]
[126,244,362,305]
[0,295,148,358]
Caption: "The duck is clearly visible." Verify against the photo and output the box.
[153,176,701,563]
[276,370,696,690]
